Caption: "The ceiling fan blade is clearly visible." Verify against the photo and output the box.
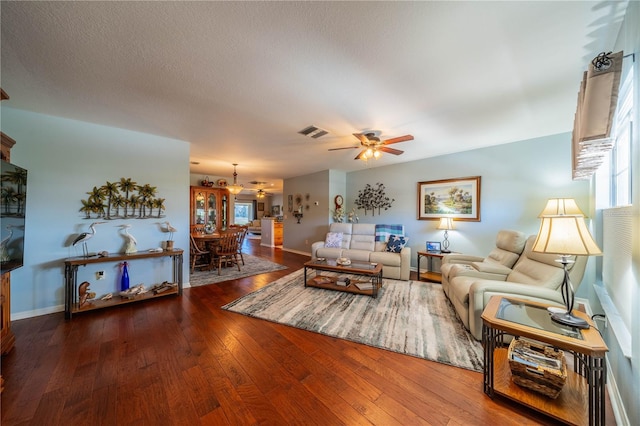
[354,149,367,160]
[383,134,414,145]
[352,133,369,144]
[328,146,360,151]
[378,146,404,155]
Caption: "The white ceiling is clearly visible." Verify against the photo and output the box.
[0,1,628,194]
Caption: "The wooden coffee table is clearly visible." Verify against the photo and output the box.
[303,259,383,298]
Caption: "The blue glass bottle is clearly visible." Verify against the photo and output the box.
[121,261,130,291]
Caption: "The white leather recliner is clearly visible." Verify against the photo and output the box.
[441,229,527,296]
[442,234,587,340]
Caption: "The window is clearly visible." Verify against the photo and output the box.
[234,202,253,225]
[594,63,634,358]
[610,68,633,207]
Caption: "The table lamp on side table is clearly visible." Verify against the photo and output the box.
[532,198,602,329]
[437,217,454,253]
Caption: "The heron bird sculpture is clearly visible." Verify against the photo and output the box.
[0,225,15,262]
[164,221,177,241]
[119,224,138,254]
[73,222,105,257]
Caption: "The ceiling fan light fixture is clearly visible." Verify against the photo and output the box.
[373,149,381,159]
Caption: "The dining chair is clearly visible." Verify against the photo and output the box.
[235,226,248,265]
[190,235,211,273]
[212,231,241,275]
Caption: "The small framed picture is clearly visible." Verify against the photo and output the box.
[426,241,441,252]
[258,202,265,212]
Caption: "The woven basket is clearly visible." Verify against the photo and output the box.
[508,338,567,399]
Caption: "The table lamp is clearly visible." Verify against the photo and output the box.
[532,198,602,329]
[437,217,454,253]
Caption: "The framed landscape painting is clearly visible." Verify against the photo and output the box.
[417,176,481,221]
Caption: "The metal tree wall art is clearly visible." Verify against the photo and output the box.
[79,178,166,219]
[354,183,395,216]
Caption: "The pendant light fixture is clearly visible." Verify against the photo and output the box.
[227,163,244,195]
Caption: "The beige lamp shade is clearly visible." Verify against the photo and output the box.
[532,215,602,256]
[437,217,454,230]
[538,198,585,217]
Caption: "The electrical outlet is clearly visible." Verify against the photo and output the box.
[305,239,308,245]
[96,270,105,280]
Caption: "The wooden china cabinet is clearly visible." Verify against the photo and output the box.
[1,88,17,393]
[189,186,230,234]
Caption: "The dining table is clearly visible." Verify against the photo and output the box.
[191,232,222,253]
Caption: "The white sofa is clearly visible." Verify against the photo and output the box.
[311,223,411,280]
[247,219,261,234]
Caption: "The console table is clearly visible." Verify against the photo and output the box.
[64,249,183,319]
[482,296,608,425]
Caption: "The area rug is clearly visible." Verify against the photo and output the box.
[222,268,483,372]
[189,255,287,287]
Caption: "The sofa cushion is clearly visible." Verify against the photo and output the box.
[508,259,565,289]
[325,232,343,248]
[385,235,408,253]
[342,249,371,263]
[449,276,474,306]
[350,234,375,251]
[495,229,527,254]
[329,223,353,249]
[316,247,343,259]
[471,261,513,275]
[485,249,521,269]
[370,251,402,267]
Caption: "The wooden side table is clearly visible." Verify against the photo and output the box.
[482,296,608,425]
[416,250,449,283]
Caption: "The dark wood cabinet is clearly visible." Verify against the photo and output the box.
[1,88,16,393]
[190,186,230,234]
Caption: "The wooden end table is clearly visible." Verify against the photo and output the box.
[482,296,608,425]
[303,259,383,298]
[416,250,453,283]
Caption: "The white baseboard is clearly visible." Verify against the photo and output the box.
[282,247,310,257]
[12,304,64,320]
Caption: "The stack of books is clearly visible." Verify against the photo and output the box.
[311,276,332,285]
[355,281,374,291]
[336,275,351,287]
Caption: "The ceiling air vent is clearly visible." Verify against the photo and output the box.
[298,125,328,139]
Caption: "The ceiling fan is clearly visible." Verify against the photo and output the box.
[328,132,414,160]
[245,188,273,198]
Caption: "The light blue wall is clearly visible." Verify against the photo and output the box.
[3,108,190,318]
[346,132,589,261]
[283,169,331,253]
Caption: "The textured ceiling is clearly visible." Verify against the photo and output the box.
[0,1,628,194]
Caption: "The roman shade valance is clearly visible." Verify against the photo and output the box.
[571,51,624,180]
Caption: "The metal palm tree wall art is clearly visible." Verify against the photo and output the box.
[79,177,166,220]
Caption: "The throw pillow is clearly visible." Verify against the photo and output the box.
[385,234,408,253]
[325,232,343,248]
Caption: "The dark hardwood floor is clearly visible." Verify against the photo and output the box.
[1,239,614,425]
